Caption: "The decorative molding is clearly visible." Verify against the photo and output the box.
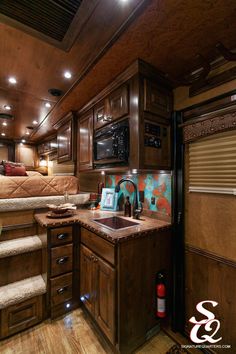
[2,223,36,232]
[185,244,236,269]
[183,111,236,142]
[189,186,236,195]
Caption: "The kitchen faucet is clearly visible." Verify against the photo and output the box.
[115,178,143,219]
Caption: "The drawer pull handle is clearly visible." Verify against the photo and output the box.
[57,286,68,295]
[56,256,69,265]
[57,233,68,240]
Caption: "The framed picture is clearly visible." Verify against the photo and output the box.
[100,188,118,211]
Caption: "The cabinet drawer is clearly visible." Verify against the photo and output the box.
[51,244,73,277]
[81,228,115,265]
[50,226,73,246]
[50,273,73,306]
[0,295,43,338]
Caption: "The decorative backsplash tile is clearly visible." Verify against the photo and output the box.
[106,173,172,216]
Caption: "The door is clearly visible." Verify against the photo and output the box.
[94,256,115,344]
[78,110,93,171]
[80,245,95,315]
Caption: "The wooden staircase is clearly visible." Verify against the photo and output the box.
[0,223,46,339]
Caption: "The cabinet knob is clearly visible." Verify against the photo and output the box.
[57,286,68,294]
[57,233,68,240]
[93,257,98,263]
[56,256,69,264]
[103,116,112,122]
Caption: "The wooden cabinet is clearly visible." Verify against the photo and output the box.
[78,110,93,171]
[38,137,57,156]
[47,225,78,319]
[143,79,172,119]
[57,119,73,163]
[80,226,172,353]
[80,243,115,344]
[94,84,129,130]
[80,242,115,343]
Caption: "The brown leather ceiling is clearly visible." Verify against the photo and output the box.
[1,0,236,142]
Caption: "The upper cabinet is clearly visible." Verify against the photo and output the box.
[57,120,73,163]
[77,59,173,171]
[53,112,76,164]
[78,110,93,171]
[143,79,172,119]
[15,143,37,168]
[94,84,129,130]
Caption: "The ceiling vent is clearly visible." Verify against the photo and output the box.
[48,88,64,97]
[0,0,83,42]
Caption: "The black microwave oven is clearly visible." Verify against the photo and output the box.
[94,119,129,168]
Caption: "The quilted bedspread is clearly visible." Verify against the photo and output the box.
[0,175,78,199]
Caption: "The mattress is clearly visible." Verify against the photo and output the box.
[0,175,78,199]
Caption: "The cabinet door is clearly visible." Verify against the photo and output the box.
[94,256,116,344]
[108,84,129,122]
[80,245,95,315]
[57,120,72,163]
[144,79,172,119]
[78,110,93,171]
[94,100,108,130]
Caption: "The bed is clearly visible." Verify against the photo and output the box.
[0,175,79,199]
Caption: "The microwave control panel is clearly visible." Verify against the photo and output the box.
[144,122,168,148]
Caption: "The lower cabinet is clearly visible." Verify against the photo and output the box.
[80,244,115,344]
[80,226,172,354]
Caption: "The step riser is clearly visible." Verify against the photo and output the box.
[1,224,37,242]
[0,250,42,286]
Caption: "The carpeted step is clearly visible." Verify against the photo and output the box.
[0,236,42,258]
[0,275,46,309]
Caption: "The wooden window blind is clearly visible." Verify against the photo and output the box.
[189,129,236,194]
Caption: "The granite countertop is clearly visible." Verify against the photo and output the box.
[34,209,171,243]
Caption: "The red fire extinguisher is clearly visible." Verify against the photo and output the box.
[156,272,166,318]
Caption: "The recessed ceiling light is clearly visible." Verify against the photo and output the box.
[64,71,72,79]
[1,133,6,136]
[45,102,51,108]
[26,131,30,135]
[2,122,7,126]
[33,120,38,125]
[21,139,26,143]
[4,105,11,110]
[8,77,17,84]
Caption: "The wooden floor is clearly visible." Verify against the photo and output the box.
[0,309,175,354]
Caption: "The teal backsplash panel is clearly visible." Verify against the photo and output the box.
[105,173,171,216]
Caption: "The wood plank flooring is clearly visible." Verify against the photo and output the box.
[0,309,175,354]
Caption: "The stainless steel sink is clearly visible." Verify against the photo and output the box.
[93,216,139,230]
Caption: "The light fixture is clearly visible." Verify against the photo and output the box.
[39,158,47,167]
[45,102,51,108]
[132,169,138,174]
[64,71,72,79]
[1,133,6,136]
[4,105,11,110]
[101,171,105,175]
[33,120,38,125]
[26,131,30,135]
[2,122,7,126]
[21,139,26,143]
[8,77,17,84]
[65,303,71,309]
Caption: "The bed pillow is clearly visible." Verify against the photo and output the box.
[4,162,28,176]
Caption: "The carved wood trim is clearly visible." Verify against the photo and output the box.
[182,110,236,143]
[185,244,236,269]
